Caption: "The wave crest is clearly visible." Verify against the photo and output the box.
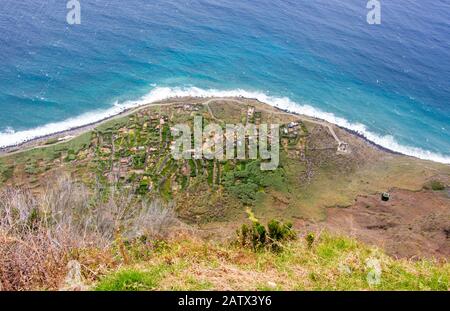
[1,86,449,164]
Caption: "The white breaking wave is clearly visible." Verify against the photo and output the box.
[1,86,449,164]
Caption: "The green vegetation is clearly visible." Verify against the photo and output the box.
[1,99,450,291]
[4,100,443,224]
[237,210,296,252]
[424,180,446,191]
[95,265,171,291]
[222,160,285,205]
[44,138,59,145]
[0,132,92,184]
[305,232,315,248]
[24,161,39,175]
[93,231,449,291]
[0,162,14,183]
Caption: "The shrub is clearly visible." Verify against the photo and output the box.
[305,233,315,248]
[268,219,296,241]
[0,163,14,182]
[132,154,146,169]
[0,229,70,290]
[237,209,296,252]
[0,175,179,290]
[64,154,76,162]
[24,165,38,175]
[222,160,285,205]
[137,179,149,195]
[430,180,445,191]
[424,180,446,191]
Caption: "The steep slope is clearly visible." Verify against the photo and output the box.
[0,97,449,259]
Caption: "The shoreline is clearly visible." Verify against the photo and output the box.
[338,127,402,156]
[0,99,164,156]
[272,105,402,156]
[0,96,433,161]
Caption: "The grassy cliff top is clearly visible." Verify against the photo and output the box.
[89,233,450,291]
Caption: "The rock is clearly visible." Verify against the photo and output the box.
[60,260,88,291]
[266,281,277,289]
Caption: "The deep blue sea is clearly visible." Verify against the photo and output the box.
[0,0,449,163]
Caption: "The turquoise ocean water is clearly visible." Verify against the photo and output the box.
[0,0,449,163]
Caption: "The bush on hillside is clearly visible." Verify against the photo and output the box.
[222,160,285,205]
[423,180,446,191]
[237,209,296,252]
[305,232,315,248]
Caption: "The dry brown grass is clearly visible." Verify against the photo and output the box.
[0,230,70,290]
[0,175,179,291]
[96,233,449,291]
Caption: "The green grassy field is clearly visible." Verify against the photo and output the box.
[93,232,449,291]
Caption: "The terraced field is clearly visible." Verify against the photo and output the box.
[1,98,449,255]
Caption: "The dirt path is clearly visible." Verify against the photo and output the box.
[202,97,344,146]
[0,100,185,158]
[0,96,351,158]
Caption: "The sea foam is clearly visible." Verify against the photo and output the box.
[1,86,449,164]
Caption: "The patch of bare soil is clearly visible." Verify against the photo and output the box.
[297,188,450,259]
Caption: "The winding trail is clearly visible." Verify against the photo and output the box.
[1,97,345,157]
[202,97,344,146]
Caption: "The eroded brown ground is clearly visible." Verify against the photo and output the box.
[298,188,450,259]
